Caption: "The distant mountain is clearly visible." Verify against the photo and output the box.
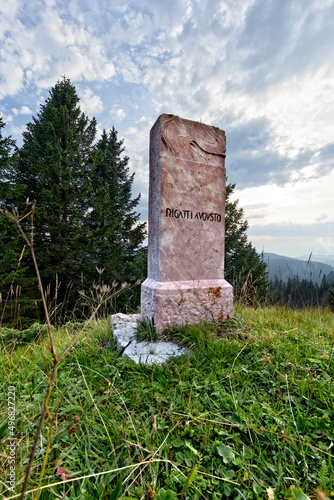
[262,253,334,284]
[297,254,334,267]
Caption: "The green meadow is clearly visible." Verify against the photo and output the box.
[1,305,334,499]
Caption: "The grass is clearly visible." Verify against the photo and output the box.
[1,305,334,499]
[135,319,158,343]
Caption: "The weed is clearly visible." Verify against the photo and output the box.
[0,202,132,500]
[135,318,158,342]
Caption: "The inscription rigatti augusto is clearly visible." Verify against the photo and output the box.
[165,207,222,222]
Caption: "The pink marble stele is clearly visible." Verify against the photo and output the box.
[141,114,234,333]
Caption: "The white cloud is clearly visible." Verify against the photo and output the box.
[2,0,334,257]
[0,0,20,37]
[0,1,115,99]
[12,105,33,115]
[79,88,103,115]
[121,0,334,192]
[235,168,334,255]
[0,63,24,99]
[110,107,126,121]
[214,0,256,29]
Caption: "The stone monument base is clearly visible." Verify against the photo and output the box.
[141,278,234,334]
[111,313,187,364]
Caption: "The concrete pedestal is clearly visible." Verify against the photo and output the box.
[141,278,233,333]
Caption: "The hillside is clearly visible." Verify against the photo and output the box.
[1,306,334,498]
[298,254,334,267]
[263,252,334,284]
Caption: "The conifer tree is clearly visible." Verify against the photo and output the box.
[0,119,20,307]
[1,80,147,322]
[0,117,38,325]
[0,116,16,187]
[225,183,268,301]
[9,78,98,315]
[88,127,146,305]
[0,117,17,270]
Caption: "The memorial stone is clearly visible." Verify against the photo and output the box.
[141,114,234,333]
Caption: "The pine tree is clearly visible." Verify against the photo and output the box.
[0,117,16,282]
[88,127,146,308]
[9,78,98,316]
[0,117,38,326]
[322,271,334,310]
[1,80,147,323]
[224,183,268,301]
[0,118,19,300]
[0,116,16,190]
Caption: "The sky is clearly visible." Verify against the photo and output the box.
[1,0,334,259]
